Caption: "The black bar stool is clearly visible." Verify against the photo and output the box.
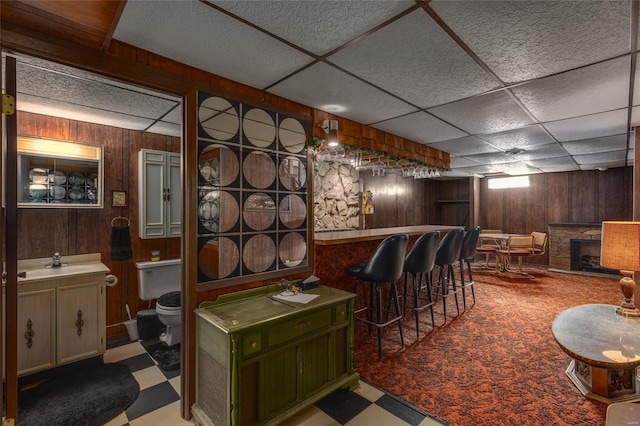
[433,228,464,325]
[347,234,408,359]
[459,226,480,310]
[402,231,440,340]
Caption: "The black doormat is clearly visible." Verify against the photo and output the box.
[147,341,181,371]
[18,362,139,426]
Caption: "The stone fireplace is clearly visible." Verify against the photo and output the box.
[549,223,602,273]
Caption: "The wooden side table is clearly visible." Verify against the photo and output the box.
[552,304,640,404]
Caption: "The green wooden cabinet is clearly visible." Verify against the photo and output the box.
[192,285,359,426]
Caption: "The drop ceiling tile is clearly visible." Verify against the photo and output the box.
[327,9,499,109]
[494,162,543,176]
[371,111,466,144]
[162,106,183,125]
[17,61,179,120]
[629,149,635,161]
[455,164,500,176]
[512,143,568,161]
[511,56,631,122]
[573,150,627,165]
[561,134,628,155]
[147,121,181,138]
[268,62,417,124]
[114,0,314,89]
[428,136,501,156]
[544,109,629,142]
[18,94,155,131]
[479,125,555,150]
[430,0,630,83]
[462,152,517,165]
[580,161,627,170]
[210,0,413,55]
[539,164,581,173]
[449,156,481,169]
[442,169,474,178]
[427,90,534,135]
[629,106,640,127]
[526,156,576,168]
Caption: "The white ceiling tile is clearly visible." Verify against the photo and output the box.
[511,57,630,122]
[629,149,635,161]
[431,0,630,83]
[17,61,179,120]
[210,0,413,55]
[512,143,568,161]
[328,9,499,109]
[455,164,499,176]
[18,94,155,131]
[462,152,517,165]
[372,111,467,144]
[449,156,481,169]
[573,150,627,165]
[268,62,417,124]
[495,162,543,176]
[114,0,314,89]
[441,169,475,178]
[629,106,640,127]
[539,164,581,173]
[428,90,534,135]
[480,125,555,150]
[162,106,182,125]
[544,109,629,142]
[561,134,628,155]
[526,156,576,168]
[580,161,627,170]
[147,121,181,138]
[428,136,501,156]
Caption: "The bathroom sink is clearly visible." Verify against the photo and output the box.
[18,253,109,282]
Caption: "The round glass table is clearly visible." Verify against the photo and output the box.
[552,304,640,404]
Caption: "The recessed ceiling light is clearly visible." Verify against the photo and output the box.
[321,104,345,113]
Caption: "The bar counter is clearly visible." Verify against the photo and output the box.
[314,225,462,292]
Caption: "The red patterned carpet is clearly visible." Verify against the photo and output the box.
[353,268,628,426]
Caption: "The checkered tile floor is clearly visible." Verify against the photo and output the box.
[104,339,445,426]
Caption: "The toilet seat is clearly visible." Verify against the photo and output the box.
[157,291,180,308]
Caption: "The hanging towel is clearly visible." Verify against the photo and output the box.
[111,225,132,261]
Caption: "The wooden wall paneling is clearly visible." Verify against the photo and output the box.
[546,172,570,223]
[598,167,632,221]
[569,171,597,223]
[504,189,526,234]
[525,174,547,232]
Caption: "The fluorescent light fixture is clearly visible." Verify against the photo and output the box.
[488,176,530,189]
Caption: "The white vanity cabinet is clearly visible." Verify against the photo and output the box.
[17,254,109,376]
[139,149,182,239]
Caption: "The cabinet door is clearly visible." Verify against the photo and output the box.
[167,152,182,237]
[299,333,334,400]
[56,281,103,364]
[256,346,298,422]
[17,289,55,375]
[139,149,167,238]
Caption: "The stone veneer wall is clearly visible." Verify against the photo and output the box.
[548,223,601,271]
[314,161,361,230]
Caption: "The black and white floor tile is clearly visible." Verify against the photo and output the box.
[104,340,443,426]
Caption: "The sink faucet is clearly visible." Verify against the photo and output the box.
[51,252,62,268]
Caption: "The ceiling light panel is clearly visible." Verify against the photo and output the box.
[268,62,417,124]
[561,134,628,155]
[327,9,499,109]
[372,111,466,144]
[428,136,501,156]
[113,0,314,89]
[210,0,413,55]
[479,125,555,150]
[511,56,631,122]
[544,109,628,142]
[17,62,178,120]
[427,89,534,135]
[430,0,630,83]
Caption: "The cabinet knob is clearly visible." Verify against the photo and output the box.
[250,341,257,348]
[295,321,310,330]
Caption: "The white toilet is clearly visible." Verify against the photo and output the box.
[135,258,182,346]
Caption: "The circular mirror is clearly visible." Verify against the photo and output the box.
[198,237,240,280]
[279,194,306,229]
[279,232,307,267]
[243,151,276,189]
[199,190,239,233]
[279,117,306,153]
[279,156,306,191]
[243,235,276,273]
[199,144,239,186]
[243,108,275,148]
[243,193,276,231]
[198,96,239,140]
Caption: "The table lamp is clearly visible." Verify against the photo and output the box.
[600,221,640,317]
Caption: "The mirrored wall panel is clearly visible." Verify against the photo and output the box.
[196,92,309,285]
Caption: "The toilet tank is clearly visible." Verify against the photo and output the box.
[135,258,181,300]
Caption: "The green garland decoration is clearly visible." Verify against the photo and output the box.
[308,137,450,172]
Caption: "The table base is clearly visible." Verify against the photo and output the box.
[565,359,640,404]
